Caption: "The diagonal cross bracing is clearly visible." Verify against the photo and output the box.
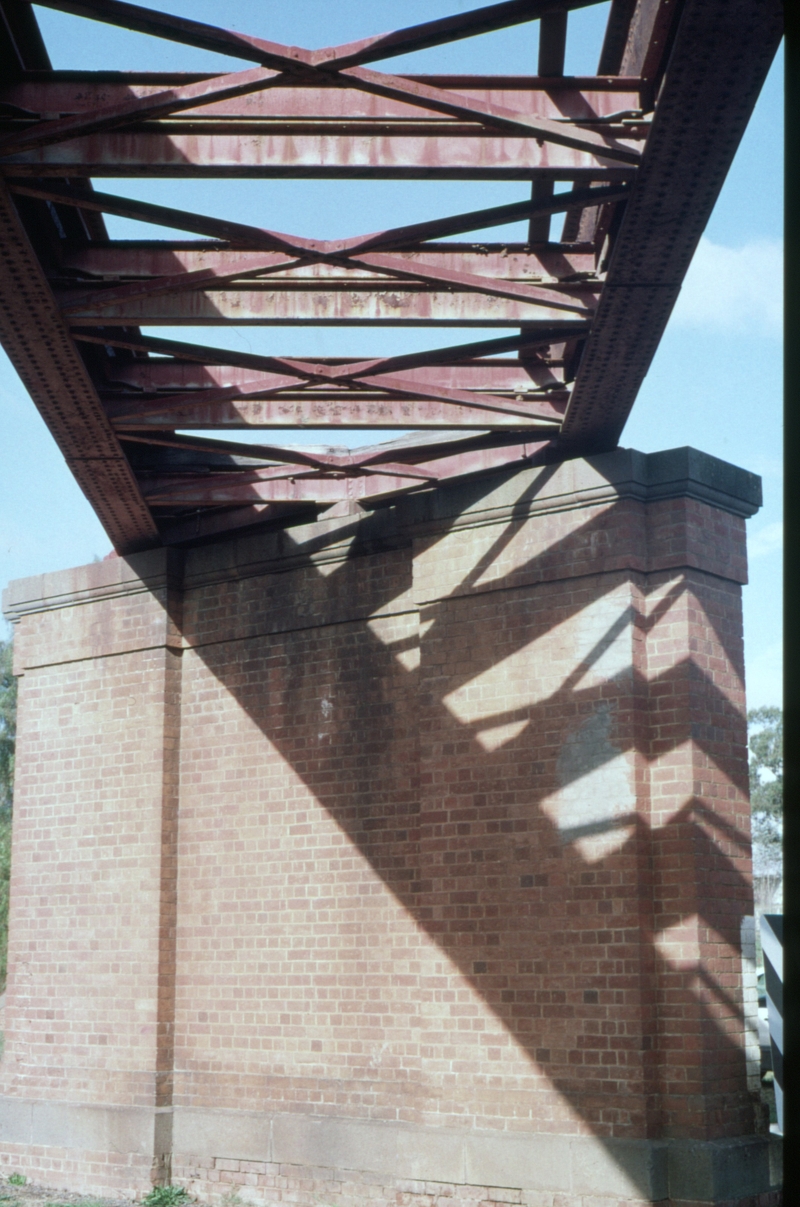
[0,0,783,552]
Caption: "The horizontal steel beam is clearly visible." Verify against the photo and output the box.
[105,359,567,393]
[76,327,576,376]
[122,427,543,470]
[111,398,563,431]
[103,357,570,428]
[142,474,420,505]
[0,0,780,550]
[56,244,601,319]
[141,439,550,505]
[77,329,569,423]
[159,502,314,545]
[1,90,643,167]
[59,288,598,326]
[1,131,639,178]
[60,245,599,280]
[1,77,643,123]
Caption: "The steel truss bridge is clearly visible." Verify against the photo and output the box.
[0,0,783,552]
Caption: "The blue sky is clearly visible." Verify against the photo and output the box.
[0,3,783,707]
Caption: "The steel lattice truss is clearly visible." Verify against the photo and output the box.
[0,0,783,551]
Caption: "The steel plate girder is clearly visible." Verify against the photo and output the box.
[104,360,567,393]
[141,439,549,506]
[102,358,569,429]
[0,77,643,122]
[60,246,599,280]
[104,357,569,395]
[0,0,783,551]
[2,131,639,178]
[11,2,643,163]
[110,398,565,431]
[56,252,601,317]
[561,0,784,448]
[58,289,598,327]
[0,179,158,551]
[158,503,311,545]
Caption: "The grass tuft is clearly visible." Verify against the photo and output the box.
[142,1189,190,1207]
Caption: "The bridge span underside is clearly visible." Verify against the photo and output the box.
[0,1,784,1205]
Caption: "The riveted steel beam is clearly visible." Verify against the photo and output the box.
[0,179,158,551]
[0,0,782,547]
[561,0,784,449]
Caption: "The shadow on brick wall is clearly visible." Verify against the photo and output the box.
[175,477,759,1195]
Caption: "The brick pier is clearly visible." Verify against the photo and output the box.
[0,448,777,1206]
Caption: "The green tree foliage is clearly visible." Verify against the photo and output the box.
[0,637,14,812]
[748,706,782,882]
[0,635,14,992]
[748,706,783,815]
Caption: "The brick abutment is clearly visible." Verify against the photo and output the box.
[0,449,776,1206]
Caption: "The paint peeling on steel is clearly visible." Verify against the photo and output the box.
[60,289,597,326]
[1,79,644,121]
[3,132,639,178]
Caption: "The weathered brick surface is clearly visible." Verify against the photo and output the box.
[171,1153,649,1207]
[0,452,768,1204]
[0,1144,153,1198]
[168,1152,782,1207]
[3,645,172,1105]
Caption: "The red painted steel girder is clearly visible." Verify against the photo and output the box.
[0,0,783,551]
[73,329,572,424]
[0,178,157,549]
[0,132,640,179]
[59,293,598,328]
[560,0,784,449]
[57,245,599,281]
[112,399,567,432]
[1,75,643,123]
[139,438,551,505]
[102,357,571,430]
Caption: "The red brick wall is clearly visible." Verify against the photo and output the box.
[0,454,769,1204]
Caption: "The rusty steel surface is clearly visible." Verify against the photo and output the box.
[0,0,783,551]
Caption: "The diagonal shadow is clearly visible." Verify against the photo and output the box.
[171,483,759,1194]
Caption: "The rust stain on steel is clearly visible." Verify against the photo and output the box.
[0,0,782,547]
[0,180,158,552]
[560,0,784,449]
[2,78,643,122]
[2,133,639,178]
[112,401,564,431]
[61,247,599,279]
[60,290,597,327]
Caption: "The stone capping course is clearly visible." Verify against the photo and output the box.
[2,446,760,626]
[1,546,178,621]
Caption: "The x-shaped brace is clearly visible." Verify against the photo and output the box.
[4,0,641,164]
